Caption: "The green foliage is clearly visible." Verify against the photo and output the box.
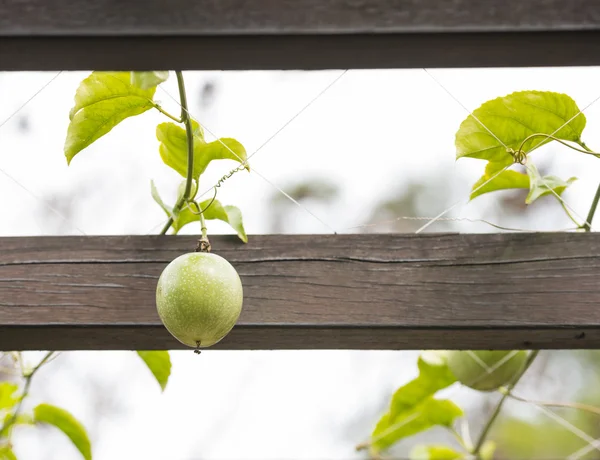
[470,162,529,200]
[371,398,463,453]
[66,70,249,241]
[130,71,169,90]
[33,404,91,460]
[175,199,248,242]
[0,446,17,460]
[388,352,457,420]
[136,351,172,391]
[525,163,577,204]
[367,352,461,454]
[479,440,497,460]
[150,180,174,219]
[455,90,586,165]
[458,90,589,227]
[151,181,248,242]
[156,122,248,181]
[65,72,156,164]
[409,444,464,460]
[0,384,19,412]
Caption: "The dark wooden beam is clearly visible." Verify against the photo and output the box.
[2,0,600,70]
[0,233,599,350]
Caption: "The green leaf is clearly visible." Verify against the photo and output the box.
[470,162,530,200]
[156,122,248,181]
[0,446,17,460]
[130,71,169,90]
[150,180,174,218]
[371,398,463,453]
[0,384,19,411]
[410,444,464,460]
[525,163,577,204]
[174,199,248,243]
[479,440,497,460]
[34,404,91,460]
[389,352,457,420]
[136,351,172,391]
[367,352,459,453]
[65,72,156,164]
[456,91,586,166]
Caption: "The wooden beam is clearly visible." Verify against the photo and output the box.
[1,233,599,351]
[2,0,600,70]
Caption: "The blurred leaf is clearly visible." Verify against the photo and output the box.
[470,162,529,200]
[156,122,248,180]
[136,351,172,391]
[410,444,464,459]
[0,384,19,411]
[480,440,496,460]
[525,163,577,204]
[34,404,91,460]
[367,352,459,453]
[0,446,17,460]
[456,91,586,166]
[174,199,248,243]
[130,71,169,89]
[65,72,156,164]
[272,178,339,205]
[0,411,35,438]
[389,352,457,420]
[150,180,174,218]
[371,398,463,453]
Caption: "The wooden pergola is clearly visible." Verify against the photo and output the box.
[1,0,600,351]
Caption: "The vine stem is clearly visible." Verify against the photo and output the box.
[153,103,182,123]
[200,213,207,240]
[584,184,600,232]
[1,351,54,437]
[160,71,195,235]
[578,141,600,232]
[507,393,600,416]
[471,350,539,457]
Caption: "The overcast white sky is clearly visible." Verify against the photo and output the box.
[3,68,600,459]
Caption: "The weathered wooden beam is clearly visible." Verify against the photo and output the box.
[0,233,599,350]
[1,0,600,70]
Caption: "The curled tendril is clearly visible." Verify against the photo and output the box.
[506,132,600,167]
[183,163,249,216]
[507,147,527,165]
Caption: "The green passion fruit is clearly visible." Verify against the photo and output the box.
[156,252,243,348]
[446,350,528,391]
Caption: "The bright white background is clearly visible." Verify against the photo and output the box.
[2,68,600,459]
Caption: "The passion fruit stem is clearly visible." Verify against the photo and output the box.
[471,350,539,457]
[160,70,195,235]
[194,214,212,252]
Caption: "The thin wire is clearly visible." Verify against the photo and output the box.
[423,69,508,149]
[157,72,347,234]
[567,435,600,460]
[522,397,600,457]
[414,165,511,234]
[0,168,86,235]
[245,70,348,163]
[360,350,525,451]
[0,71,86,235]
[345,215,578,233]
[0,72,62,131]
[463,352,600,459]
[416,69,599,233]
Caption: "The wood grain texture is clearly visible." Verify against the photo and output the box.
[3,0,600,35]
[2,0,600,69]
[1,233,599,350]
